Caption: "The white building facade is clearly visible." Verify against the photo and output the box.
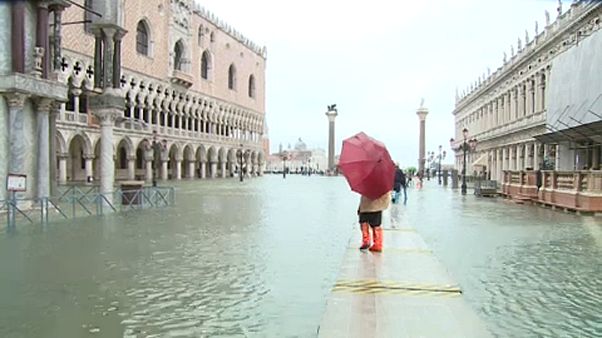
[451,1,602,183]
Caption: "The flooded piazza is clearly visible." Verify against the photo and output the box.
[1,176,601,337]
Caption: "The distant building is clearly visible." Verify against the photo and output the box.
[266,138,327,173]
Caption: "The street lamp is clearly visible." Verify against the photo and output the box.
[437,145,446,185]
[281,151,289,179]
[426,151,434,180]
[151,130,167,187]
[237,144,249,182]
[450,128,477,195]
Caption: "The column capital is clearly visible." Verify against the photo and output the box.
[5,93,28,108]
[95,111,118,125]
[36,97,55,112]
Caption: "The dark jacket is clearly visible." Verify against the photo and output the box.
[393,168,406,192]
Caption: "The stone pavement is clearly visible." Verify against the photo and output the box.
[317,225,492,337]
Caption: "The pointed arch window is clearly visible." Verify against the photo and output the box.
[228,64,237,90]
[136,21,149,56]
[248,74,256,98]
[201,50,211,80]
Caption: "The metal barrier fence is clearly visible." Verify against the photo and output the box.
[1,186,176,228]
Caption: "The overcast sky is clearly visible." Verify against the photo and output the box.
[198,0,561,167]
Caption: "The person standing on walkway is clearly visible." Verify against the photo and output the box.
[392,163,406,204]
[358,191,391,252]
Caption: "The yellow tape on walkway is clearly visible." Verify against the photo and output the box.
[332,279,462,297]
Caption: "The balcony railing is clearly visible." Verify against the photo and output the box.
[503,170,602,213]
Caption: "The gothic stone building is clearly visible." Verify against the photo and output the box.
[57,0,267,185]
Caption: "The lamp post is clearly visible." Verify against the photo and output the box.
[237,144,247,182]
[450,128,477,195]
[281,151,288,179]
[151,130,166,187]
[426,152,433,180]
[437,145,446,185]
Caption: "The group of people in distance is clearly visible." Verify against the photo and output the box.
[356,163,408,252]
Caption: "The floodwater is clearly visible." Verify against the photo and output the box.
[1,175,601,337]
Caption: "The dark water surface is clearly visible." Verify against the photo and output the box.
[1,176,601,337]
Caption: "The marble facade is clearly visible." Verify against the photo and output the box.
[451,1,602,182]
[1,0,267,202]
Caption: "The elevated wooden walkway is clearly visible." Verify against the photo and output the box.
[318,226,492,337]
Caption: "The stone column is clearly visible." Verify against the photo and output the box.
[49,107,58,195]
[416,102,428,175]
[526,80,533,115]
[161,161,168,180]
[84,155,94,181]
[49,4,65,72]
[102,28,115,89]
[534,143,541,170]
[221,162,227,178]
[58,154,68,184]
[210,162,217,178]
[127,156,135,180]
[325,107,338,171]
[521,143,530,170]
[97,112,117,202]
[36,2,50,78]
[497,148,503,182]
[113,31,124,88]
[36,99,53,199]
[518,83,527,118]
[187,161,195,179]
[543,144,549,164]
[175,159,182,180]
[145,158,153,182]
[93,32,103,88]
[200,161,206,179]
[11,2,26,73]
[7,94,28,175]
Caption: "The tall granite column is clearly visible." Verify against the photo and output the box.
[416,101,429,176]
[36,99,53,199]
[325,107,338,172]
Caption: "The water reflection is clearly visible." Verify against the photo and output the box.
[404,183,602,338]
[0,176,357,337]
[0,177,601,337]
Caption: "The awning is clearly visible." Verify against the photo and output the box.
[472,154,487,168]
[533,120,602,144]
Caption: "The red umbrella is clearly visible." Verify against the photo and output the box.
[338,132,395,199]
